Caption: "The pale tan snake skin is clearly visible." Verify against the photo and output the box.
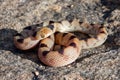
[14,19,108,67]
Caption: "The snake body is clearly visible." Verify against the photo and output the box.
[14,19,108,67]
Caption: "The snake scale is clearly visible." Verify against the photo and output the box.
[14,18,108,67]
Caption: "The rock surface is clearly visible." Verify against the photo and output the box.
[0,0,120,80]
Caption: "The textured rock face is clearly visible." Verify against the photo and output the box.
[0,0,120,80]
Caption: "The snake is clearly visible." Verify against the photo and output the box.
[14,18,108,67]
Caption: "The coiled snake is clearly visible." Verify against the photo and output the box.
[14,19,108,67]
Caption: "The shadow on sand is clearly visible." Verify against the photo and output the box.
[0,28,43,65]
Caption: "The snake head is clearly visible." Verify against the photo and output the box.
[35,27,53,40]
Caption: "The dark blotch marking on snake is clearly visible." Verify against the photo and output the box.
[94,36,98,40]
[90,23,95,26]
[24,26,32,30]
[40,43,48,47]
[69,42,76,47]
[81,33,91,40]
[17,39,24,43]
[47,36,51,39]
[35,23,42,27]
[49,21,55,24]
[55,31,60,35]
[100,24,104,27]
[15,33,22,36]
[62,33,68,37]
[32,32,37,37]
[99,26,104,29]
[69,36,76,40]
[48,25,54,30]
[42,51,49,56]
[79,21,83,24]
[58,49,64,54]
[100,31,105,33]
[99,26,107,34]
[82,38,89,47]
[84,38,88,43]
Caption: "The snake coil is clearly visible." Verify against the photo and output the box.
[14,19,108,67]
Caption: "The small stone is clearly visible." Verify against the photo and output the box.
[35,71,39,76]
[51,5,62,12]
